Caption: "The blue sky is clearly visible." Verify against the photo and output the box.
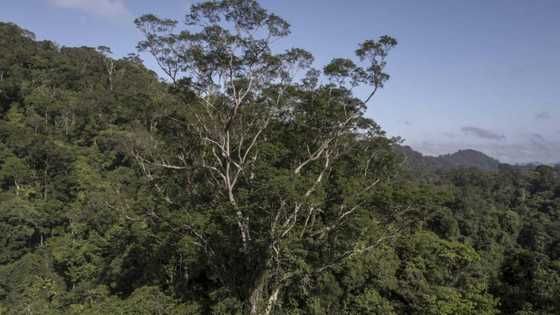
[1,0,559,163]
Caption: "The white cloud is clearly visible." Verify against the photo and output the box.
[48,0,130,18]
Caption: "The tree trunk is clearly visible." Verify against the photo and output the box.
[248,268,282,315]
[43,167,48,200]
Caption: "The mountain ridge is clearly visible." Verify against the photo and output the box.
[395,145,502,172]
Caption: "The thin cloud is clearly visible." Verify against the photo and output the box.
[48,0,130,18]
[529,134,552,157]
[535,111,552,120]
[531,133,546,142]
[461,126,505,141]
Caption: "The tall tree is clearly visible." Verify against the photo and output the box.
[134,0,401,313]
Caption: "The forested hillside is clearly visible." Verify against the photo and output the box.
[395,146,502,173]
[1,1,559,314]
[395,144,560,175]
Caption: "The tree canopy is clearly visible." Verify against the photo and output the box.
[0,1,559,314]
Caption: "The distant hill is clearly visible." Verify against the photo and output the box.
[395,146,502,172]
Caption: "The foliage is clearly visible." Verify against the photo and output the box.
[1,2,559,313]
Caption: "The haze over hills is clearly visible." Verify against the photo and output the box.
[396,145,560,172]
[396,146,502,172]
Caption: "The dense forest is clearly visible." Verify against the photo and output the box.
[1,1,559,314]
